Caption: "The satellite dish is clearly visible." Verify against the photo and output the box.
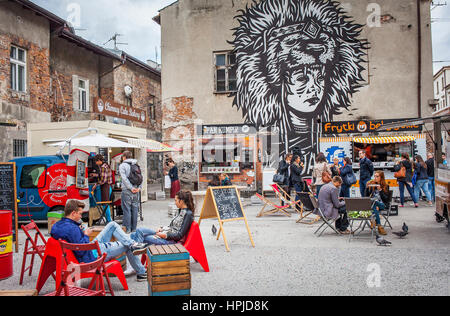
[124,85,133,97]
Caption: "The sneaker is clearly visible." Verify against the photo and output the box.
[137,273,147,282]
[130,242,148,255]
[399,205,405,208]
[414,203,419,208]
[124,266,136,277]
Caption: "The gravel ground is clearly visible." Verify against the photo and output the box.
[1,198,449,296]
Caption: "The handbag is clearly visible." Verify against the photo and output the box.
[273,174,285,184]
[394,166,406,178]
[321,165,332,184]
[345,172,357,186]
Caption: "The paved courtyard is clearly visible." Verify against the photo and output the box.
[1,197,449,296]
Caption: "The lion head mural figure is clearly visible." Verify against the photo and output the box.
[231,0,368,173]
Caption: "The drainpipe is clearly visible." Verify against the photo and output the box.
[417,0,422,118]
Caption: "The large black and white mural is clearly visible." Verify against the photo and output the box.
[230,0,368,174]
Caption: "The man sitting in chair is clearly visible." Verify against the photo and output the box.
[317,176,351,234]
[51,200,149,282]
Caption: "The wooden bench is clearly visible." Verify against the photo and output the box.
[0,290,38,296]
[146,244,191,296]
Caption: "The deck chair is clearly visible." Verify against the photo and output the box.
[270,184,302,215]
[345,198,375,242]
[310,194,341,237]
[295,192,321,224]
[255,193,291,217]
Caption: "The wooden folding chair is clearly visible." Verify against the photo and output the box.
[255,193,291,217]
[295,192,321,224]
[270,184,302,215]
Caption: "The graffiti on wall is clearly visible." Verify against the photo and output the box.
[230,0,368,174]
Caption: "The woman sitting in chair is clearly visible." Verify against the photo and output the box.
[364,171,389,236]
[131,191,194,246]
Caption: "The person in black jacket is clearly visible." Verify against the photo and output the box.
[394,153,418,207]
[290,155,304,212]
[426,152,435,202]
[358,150,374,198]
[132,190,195,245]
[278,153,293,205]
[365,171,389,235]
[413,155,433,206]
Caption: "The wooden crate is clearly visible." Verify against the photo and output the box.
[146,244,191,296]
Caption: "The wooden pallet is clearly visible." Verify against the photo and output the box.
[146,244,191,296]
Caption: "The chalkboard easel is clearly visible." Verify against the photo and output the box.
[0,163,19,253]
[198,186,255,252]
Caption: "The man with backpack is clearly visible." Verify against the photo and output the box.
[119,151,143,233]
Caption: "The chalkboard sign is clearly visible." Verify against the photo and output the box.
[199,186,254,252]
[0,163,18,252]
[76,160,87,189]
[211,187,244,220]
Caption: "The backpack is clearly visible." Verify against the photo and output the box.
[126,162,143,186]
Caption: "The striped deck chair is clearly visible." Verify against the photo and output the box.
[255,193,291,217]
[270,184,302,215]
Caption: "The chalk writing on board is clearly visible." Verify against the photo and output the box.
[212,187,243,220]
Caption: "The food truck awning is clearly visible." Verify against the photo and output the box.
[124,138,181,153]
[48,133,139,148]
[375,115,450,132]
[353,136,416,144]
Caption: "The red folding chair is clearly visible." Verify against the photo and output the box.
[59,240,116,296]
[20,221,50,285]
[45,253,108,296]
[140,221,210,272]
[183,221,209,272]
[36,237,128,295]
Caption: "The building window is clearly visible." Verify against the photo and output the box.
[78,79,88,112]
[13,139,27,158]
[214,51,237,93]
[10,46,27,92]
[148,96,156,120]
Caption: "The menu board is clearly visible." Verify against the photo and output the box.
[0,163,18,251]
[76,160,87,189]
[199,186,254,252]
[211,187,244,220]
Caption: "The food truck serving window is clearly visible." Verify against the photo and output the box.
[353,137,415,163]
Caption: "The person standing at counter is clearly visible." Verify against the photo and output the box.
[395,153,418,208]
[358,150,374,198]
[92,154,113,223]
[166,158,181,199]
[219,173,232,186]
[120,151,142,233]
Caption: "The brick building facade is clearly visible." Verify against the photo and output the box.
[0,0,162,164]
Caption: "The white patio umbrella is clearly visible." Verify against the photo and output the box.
[48,132,138,149]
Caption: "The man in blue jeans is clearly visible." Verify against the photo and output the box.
[51,200,149,282]
[426,153,435,202]
[119,151,142,233]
